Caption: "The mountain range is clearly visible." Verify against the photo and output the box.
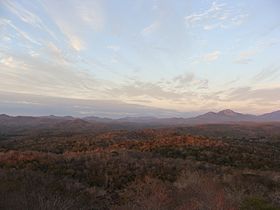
[1,109,280,127]
[111,109,280,125]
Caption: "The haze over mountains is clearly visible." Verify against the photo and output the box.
[1,109,280,128]
[112,109,280,124]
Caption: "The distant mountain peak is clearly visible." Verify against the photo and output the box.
[201,111,216,117]
[0,114,10,118]
[218,109,239,116]
[259,110,280,120]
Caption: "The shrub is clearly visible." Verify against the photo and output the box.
[241,197,279,210]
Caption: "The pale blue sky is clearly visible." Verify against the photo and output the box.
[0,0,280,116]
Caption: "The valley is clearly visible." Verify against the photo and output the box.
[0,112,280,209]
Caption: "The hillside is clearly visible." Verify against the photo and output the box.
[0,120,280,209]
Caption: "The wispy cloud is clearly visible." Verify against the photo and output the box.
[107,72,209,104]
[198,84,280,113]
[2,0,57,40]
[0,55,29,69]
[68,35,84,51]
[141,21,160,36]
[188,50,221,64]
[0,0,279,115]
[253,66,280,82]
[108,81,184,100]
[234,49,257,64]
[45,42,69,65]
[107,45,120,52]
[0,18,41,45]
[173,73,208,89]
[2,0,42,26]
[77,1,105,31]
[227,86,280,102]
[203,50,221,61]
[42,0,105,51]
[184,1,248,30]
[234,38,280,64]
[0,53,109,99]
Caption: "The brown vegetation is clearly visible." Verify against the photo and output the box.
[0,123,280,209]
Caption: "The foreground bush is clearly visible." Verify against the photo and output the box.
[241,197,280,210]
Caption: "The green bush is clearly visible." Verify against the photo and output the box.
[241,197,279,210]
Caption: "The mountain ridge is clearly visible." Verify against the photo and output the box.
[1,109,280,125]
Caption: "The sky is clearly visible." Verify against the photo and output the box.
[0,0,280,117]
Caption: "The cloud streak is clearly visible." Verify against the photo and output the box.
[0,18,41,45]
[0,0,279,115]
[253,66,280,82]
[141,21,160,36]
[203,50,220,61]
[0,53,108,99]
[0,91,191,118]
[188,50,221,64]
[42,0,105,51]
[2,0,57,40]
[184,1,248,30]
